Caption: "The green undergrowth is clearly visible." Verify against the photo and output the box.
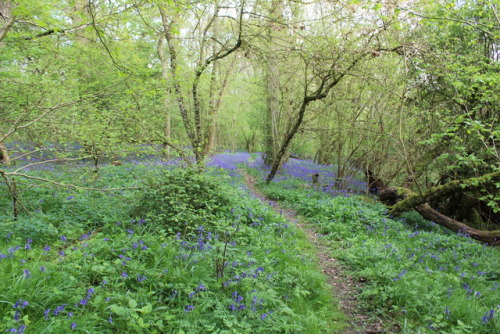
[0,164,344,333]
[252,171,500,334]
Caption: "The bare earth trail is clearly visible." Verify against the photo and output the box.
[242,171,390,334]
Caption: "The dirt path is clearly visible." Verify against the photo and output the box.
[242,171,389,334]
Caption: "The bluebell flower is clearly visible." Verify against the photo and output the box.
[185,305,194,312]
[23,269,31,278]
[53,304,66,315]
[8,246,20,254]
[13,300,29,309]
[482,309,495,324]
[444,306,451,319]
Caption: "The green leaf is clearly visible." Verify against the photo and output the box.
[138,304,153,314]
[128,299,138,308]
[110,304,128,316]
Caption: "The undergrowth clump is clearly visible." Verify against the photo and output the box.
[253,170,500,334]
[131,168,234,235]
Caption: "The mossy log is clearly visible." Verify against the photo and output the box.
[378,173,500,245]
[390,171,500,215]
[415,204,500,246]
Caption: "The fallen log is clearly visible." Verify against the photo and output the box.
[390,171,500,215]
[414,203,500,246]
[379,183,500,245]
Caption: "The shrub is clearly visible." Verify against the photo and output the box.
[131,168,233,234]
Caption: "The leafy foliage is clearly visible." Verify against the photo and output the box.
[131,168,233,235]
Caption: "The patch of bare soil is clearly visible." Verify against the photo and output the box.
[242,171,394,334]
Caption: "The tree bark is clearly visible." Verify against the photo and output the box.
[262,0,284,166]
[379,176,500,245]
[415,204,500,246]
[157,35,171,158]
[0,141,10,165]
[159,6,197,159]
[0,0,15,42]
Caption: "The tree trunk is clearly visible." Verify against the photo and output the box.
[390,171,500,215]
[0,0,15,42]
[415,204,500,246]
[0,171,18,219]
[157,35,171,158]
[0,141,10,165]
[379,179,500,245]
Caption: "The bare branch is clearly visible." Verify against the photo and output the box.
[1,170,141,192]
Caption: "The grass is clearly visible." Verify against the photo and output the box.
[0,159,344,333]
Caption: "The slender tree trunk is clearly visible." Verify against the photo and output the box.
[159,6,197,162]
[157,35,171,158]
[263,1,283,165]
[264,55,281,164]
[0,0,15,42]
[0,171,18,220]
[0,141,10,165]
[71,0,89,46]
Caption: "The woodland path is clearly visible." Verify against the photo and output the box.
[241,171,390,334]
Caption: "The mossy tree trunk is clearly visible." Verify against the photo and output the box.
[389,171,500,215]
[379,171,500,245]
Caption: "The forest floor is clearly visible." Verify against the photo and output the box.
[242,171,389,334]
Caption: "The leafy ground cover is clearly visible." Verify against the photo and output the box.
[2,151,499,333]
[245,159,500,334]
[0,158,343,333]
